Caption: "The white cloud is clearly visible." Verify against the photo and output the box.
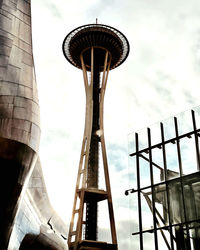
[31,0,200,248]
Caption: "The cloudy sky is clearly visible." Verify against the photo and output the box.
[31,0,200,249]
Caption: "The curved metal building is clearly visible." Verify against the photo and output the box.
[0,0,40,247]
[0,1,67,249]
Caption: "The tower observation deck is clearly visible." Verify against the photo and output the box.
[63,23,129,250]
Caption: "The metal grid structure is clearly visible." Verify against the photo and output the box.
[127,108,200,250]
[63,24,129,250]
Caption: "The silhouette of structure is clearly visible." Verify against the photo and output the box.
[126,108,200,250]
[63,24,129,249]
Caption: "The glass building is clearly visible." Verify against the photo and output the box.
[127,107,200,250]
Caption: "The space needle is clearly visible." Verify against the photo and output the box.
[63,23,129,250]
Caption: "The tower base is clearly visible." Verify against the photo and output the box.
[69,240,118,250]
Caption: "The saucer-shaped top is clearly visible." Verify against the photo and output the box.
[62,24,129,71]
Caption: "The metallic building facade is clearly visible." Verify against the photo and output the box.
[127,108,200,250]
[0,1,67,249]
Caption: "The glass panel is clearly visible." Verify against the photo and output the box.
[193,106,200,129]
[128,132,135,155]
[165,142,180,179]
[172,226,178,250]
[157,228,170,250]
[138,129,148,151]
[152,148,164,184]
[140,157,151,188]
[163,117,176,141]
[130,235,140,250]
[154,183,168,227]
[128,155,137,190]
[153,164,162,185]
[129,192,139,234]
[143,232,154,250]
[168,179,185,224]
[128,128,149,153]
[141,190,153,231]
[193,182,200,221]
[190,224,200,250]
[182,172,200,222]
[173,225,191,249]
[176,109,193,136]
[149,122,161,146]
[180,136,197,175]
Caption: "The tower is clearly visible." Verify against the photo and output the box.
[62,23,129,250]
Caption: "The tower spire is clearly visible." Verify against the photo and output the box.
[62,23,129,250]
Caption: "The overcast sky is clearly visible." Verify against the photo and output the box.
[31,1,200,249]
